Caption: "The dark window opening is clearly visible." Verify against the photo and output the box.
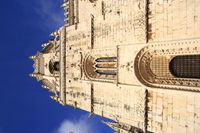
[95,70,117,75]
[95,63,116,68]
[169,55,200,78]
[49,61,60,74]
[95,57,117,62]
[53,62,60,71]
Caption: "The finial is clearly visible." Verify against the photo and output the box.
[42,85,48,89]
[50,95,59,101]
[29,55,36,59]
[61,2,67,8]
[41,43,49,47]
[29,73,37,77]
[50,30,59,36]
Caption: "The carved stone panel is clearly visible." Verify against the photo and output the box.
[134,39,200,91]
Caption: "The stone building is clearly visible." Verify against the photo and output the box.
[29,0,200,133]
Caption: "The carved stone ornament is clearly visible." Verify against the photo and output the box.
[134,39,200,91]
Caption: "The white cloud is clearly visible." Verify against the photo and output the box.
[34,0,64,31]
[55,116,98,133]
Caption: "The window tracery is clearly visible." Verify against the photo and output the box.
[83,55,117,81]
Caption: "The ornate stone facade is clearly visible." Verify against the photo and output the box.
[29,0,200,133]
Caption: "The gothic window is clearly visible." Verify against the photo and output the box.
[84,56,117,80]
[169,55,200,78]
[95,57,117,75]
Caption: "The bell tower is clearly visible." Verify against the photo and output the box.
[29,32,62,103]
[30,0,200,133]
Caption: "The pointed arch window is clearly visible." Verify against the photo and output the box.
[83,56,117,80]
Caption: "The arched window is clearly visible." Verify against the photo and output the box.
[83,55,117,80]
[169,55,200,78]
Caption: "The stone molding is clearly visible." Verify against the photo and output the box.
[134,38,200,91]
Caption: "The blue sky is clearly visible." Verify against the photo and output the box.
[0,0,114,133]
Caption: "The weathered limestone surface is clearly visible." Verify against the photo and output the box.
[148,0,200,41]
[147,88,200,133]
[29,0,200,133]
